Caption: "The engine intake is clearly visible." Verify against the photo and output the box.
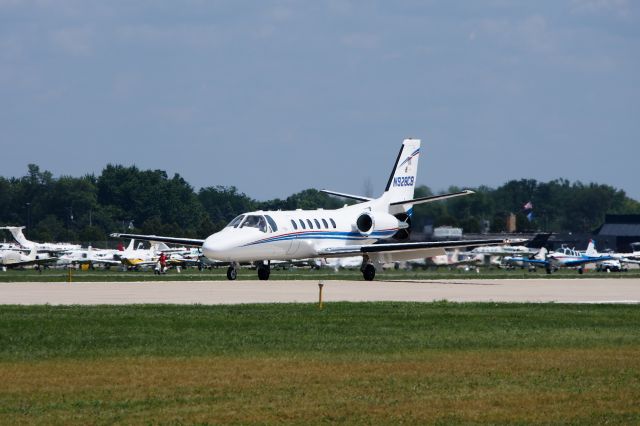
[355,211,408,238]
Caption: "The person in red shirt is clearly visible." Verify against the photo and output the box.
[159,252,167,274]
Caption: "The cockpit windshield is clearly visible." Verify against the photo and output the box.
[227,215,245,228]
[241,215,268,233]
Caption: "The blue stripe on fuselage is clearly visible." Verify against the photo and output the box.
[241,229,398,247]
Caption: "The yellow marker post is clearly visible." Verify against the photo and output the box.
[318,281,324,310]
[67,267,73,283]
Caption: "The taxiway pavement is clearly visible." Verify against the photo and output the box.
[1,278,639,305]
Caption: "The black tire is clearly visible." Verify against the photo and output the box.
[257,265,270,281]
[362,264,376,281]
[545,266,552,275]
[226,266,237,281]
[578,267,584,275]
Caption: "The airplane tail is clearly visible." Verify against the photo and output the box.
[322,138,473,213]
[153,242,172,253]
[585,239,598,256]
[383,138,421,208]
[125,239,135,252]
[0,226,34,249]
[531,247,548,261]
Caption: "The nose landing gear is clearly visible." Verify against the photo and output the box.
[226,265,237,280]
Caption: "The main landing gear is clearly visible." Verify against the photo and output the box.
[362,264,376,281]
[361,257,376,281]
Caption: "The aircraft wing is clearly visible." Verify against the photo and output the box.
[73,258,123,266]
[110,233,205,247]
[559,255,616,267]
[505,257,549,266]
[3,257,58,268]
[319,239,521,263]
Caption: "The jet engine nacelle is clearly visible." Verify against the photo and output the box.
[355,211,408,238]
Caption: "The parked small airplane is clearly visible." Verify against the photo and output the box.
[55,246,123,268]
[0,246,57,270]
[112,138,520,281]
[507,239,615,274]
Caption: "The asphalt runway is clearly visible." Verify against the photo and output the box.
[1,278,640,305]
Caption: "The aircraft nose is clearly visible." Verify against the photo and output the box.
[202,236,218,260]
[202,233,228,261]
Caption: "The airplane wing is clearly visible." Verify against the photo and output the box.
[559,255,616,267]
[319,239,522,263]
[505,257,549,266]
[3,257,58,269]
[73,259,123,266]
[110,233,205,247]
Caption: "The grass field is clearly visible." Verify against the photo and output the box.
[2,265,640,282]
[1,303,639,424]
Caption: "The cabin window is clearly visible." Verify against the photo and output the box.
[291,219,298,230]
[241,215,267,233]
[265,215,278,232]
[321,219,328,228]
[330,218,337,228]
[314,219,321,229]
[307,219,313,229]
[299,219,306,229]
[227,215,245,228]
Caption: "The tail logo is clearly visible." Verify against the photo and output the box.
[398,149,420,173]
[404,158,413,173]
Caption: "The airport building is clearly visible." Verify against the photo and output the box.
[594,214,640,253]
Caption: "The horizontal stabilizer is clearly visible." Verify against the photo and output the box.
[389,190,474,206]
[320,190,373,202]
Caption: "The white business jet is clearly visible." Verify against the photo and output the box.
[0,226,81,252]
[111,139,516,281]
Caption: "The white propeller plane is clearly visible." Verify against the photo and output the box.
[111,138,518,281]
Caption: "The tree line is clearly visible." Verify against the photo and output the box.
[1,164,638,243]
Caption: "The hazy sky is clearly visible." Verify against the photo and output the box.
[1,1,638,201]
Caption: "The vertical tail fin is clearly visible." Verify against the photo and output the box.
[536,247,548,260]
[383,138,421,209]
[0,226,34,249]
[585,239,598,256]
[125,239,135,252]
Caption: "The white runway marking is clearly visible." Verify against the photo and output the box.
[1,278,639,305]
